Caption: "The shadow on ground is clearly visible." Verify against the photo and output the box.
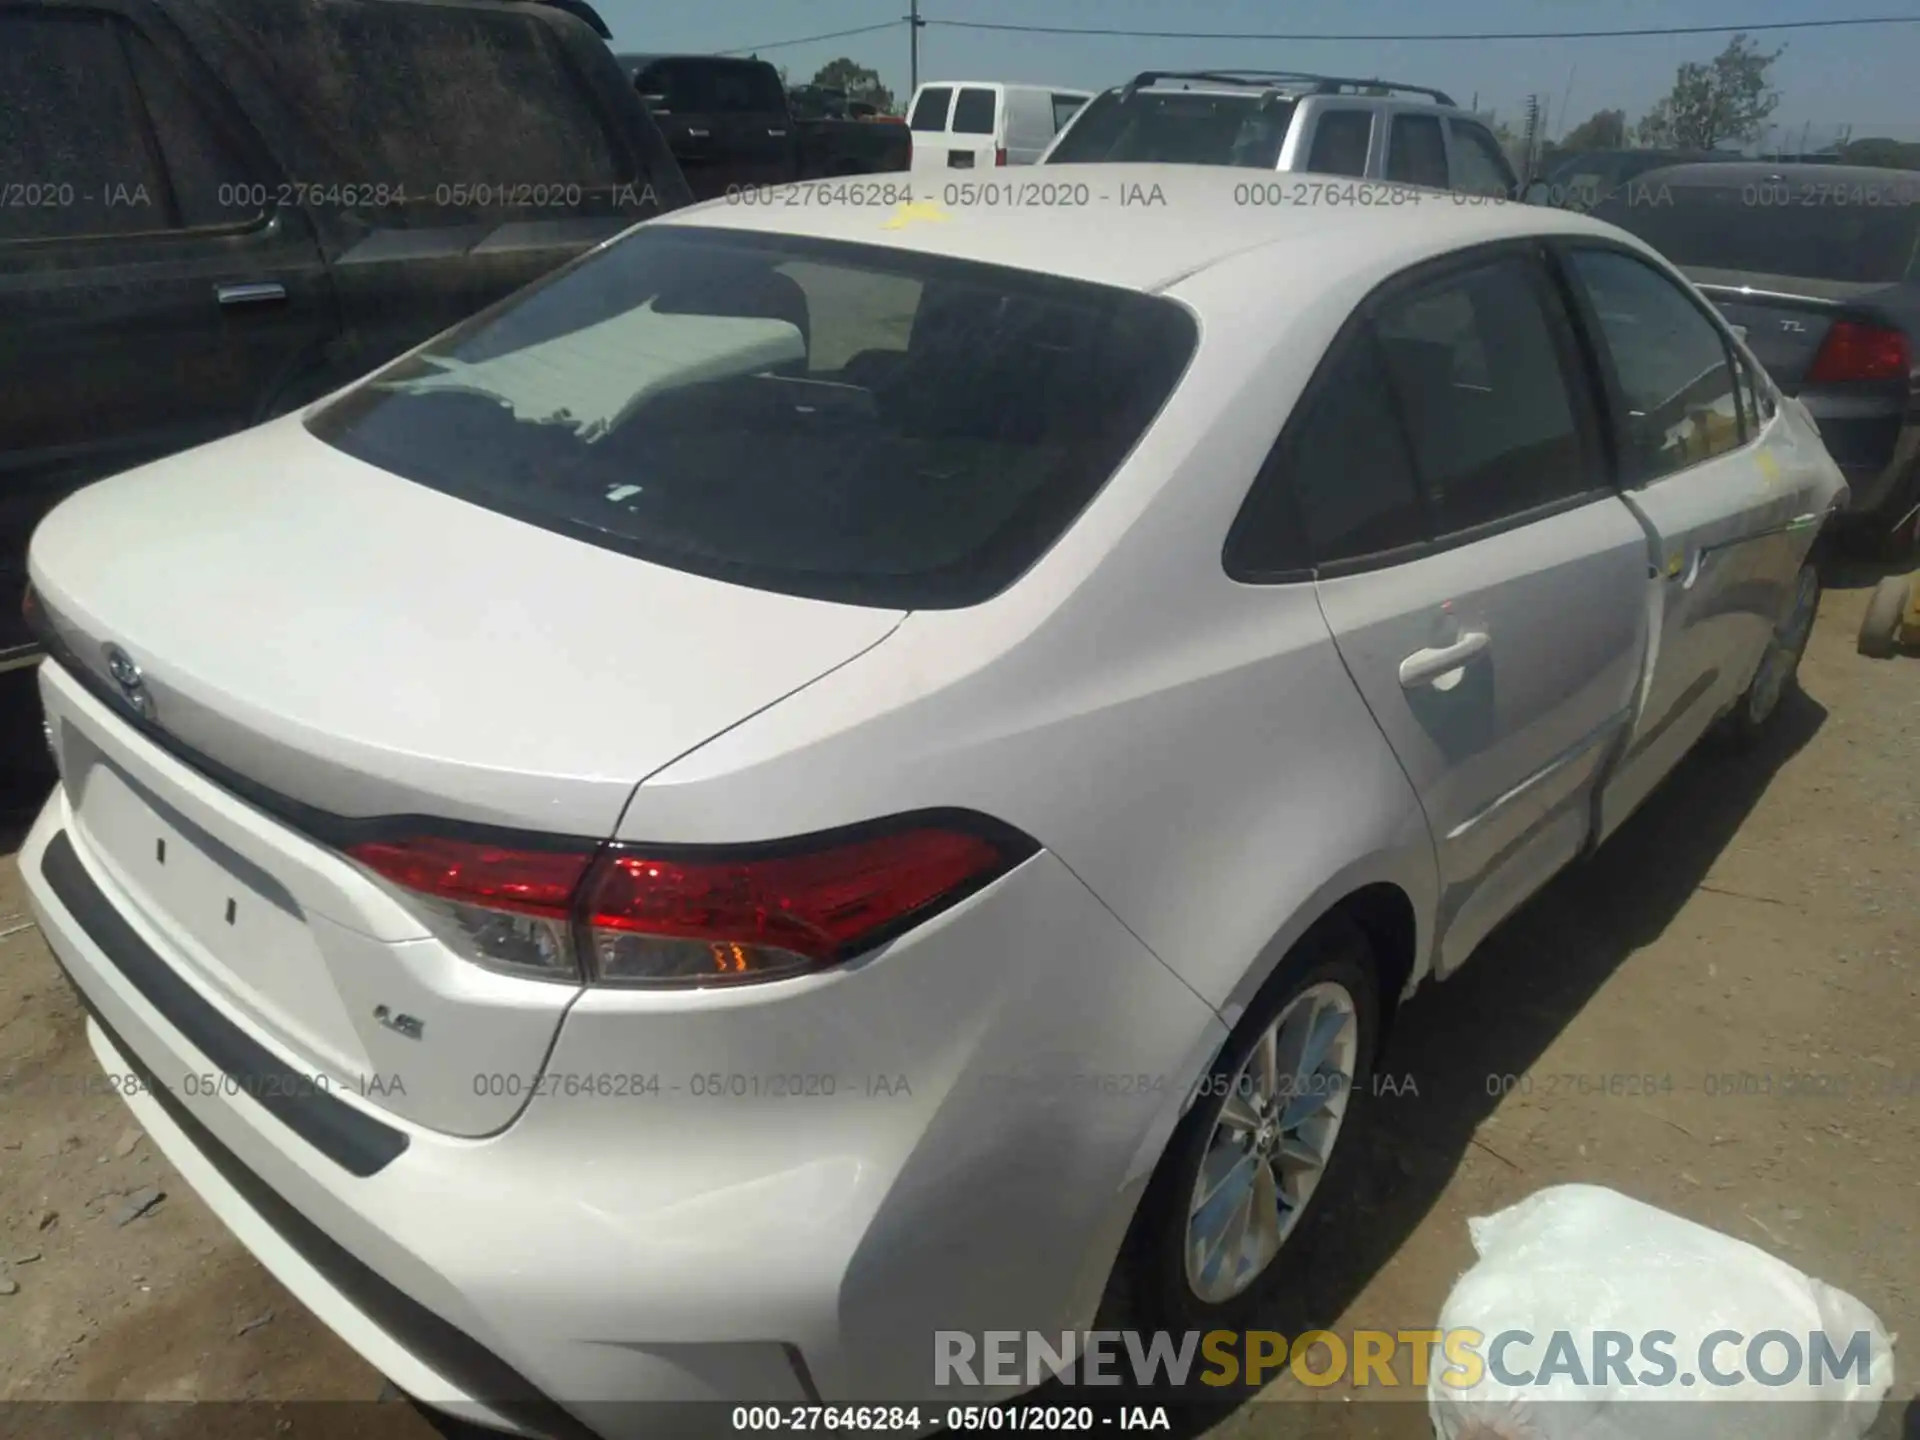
[1819,548,1917,594]
[0,663,54,850]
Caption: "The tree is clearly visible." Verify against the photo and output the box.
[1560,108,1626,151]
[810,57,894,115]
[1841,136,1920,170]
[1636,33,1782,150]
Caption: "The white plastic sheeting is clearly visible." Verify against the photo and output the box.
[1429,1184,1895,1440]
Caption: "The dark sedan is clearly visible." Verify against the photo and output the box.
[1594,162,1920,554]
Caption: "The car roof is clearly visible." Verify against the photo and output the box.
[916,81,1087,93]
[655,163,1635,294]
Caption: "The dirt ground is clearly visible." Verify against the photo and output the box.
[1,566,1915,1440]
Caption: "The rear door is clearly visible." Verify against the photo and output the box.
[1556,243,1832,838]
[1238,244,1650,975]
[941,85,1002,172]
[0,2,335,648]
[636,57,795,200]
[907,84,955,173]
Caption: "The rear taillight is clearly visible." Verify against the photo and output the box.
[346,837,592,982]
[994,146,1007,166]
[347,816,1031,988]
[1806,320,1911,384]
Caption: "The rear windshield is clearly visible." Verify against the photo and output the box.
[1045,89,1294,168]
[1594,183,1920,283]
[637,59,786,115]
[307,227,1198,609]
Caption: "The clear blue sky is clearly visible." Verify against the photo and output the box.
[596,0,1920,145]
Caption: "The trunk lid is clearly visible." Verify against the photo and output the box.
[1685,268,1916,481]
[28,418,905,839]
[1683,268,1901,389]
[29,419,902,1138]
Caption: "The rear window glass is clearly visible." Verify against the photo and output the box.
[1044,90,1293,168]
[1593,183,1920,283]
[951,87,997,134]
[307,228,1198,610]
[908,86,953,131]
[230,1,620,198]
[638,59,786,115]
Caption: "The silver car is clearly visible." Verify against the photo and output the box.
[1040,70,1520,197]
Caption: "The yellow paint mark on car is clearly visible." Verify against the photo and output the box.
[883,201,951,230]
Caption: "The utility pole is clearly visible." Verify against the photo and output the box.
[1521,93,1542,184]
[908,0,923,94]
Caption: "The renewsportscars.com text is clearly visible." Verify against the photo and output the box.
[934,1328,1877,1391]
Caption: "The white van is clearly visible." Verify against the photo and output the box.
[905,81,1092,172]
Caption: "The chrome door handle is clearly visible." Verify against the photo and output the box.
[686,127,711,138]
[1398,631,1490,688]
[1676,549,1704,590]
[216,282,286,308]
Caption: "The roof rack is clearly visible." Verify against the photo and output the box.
[1120,70,1458,107]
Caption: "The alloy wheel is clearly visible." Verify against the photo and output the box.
[1184,981,1359,1304]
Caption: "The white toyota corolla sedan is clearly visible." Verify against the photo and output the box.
[19,166,1843,1436]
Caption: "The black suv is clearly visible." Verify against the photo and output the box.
[0,0,690,693]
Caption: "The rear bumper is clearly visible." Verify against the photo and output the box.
[21,779,1223,1433]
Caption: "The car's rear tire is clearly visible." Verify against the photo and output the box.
[1722,560,1821,748]
[1127,915,1380,1336]
[1858,575,1912,659]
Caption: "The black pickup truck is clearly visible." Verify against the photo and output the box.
[620,54,912,200]
[0,0,690,799]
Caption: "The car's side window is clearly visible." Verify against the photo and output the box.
[1448,120,1516,197]
[1226,327,1427,576]
[1373,254,1597,534]
[1564,248,1743,482]
[1386,114,1448,188]
[1305,110,1373,177]
[0,12,169,242]
[118,26,255,229]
